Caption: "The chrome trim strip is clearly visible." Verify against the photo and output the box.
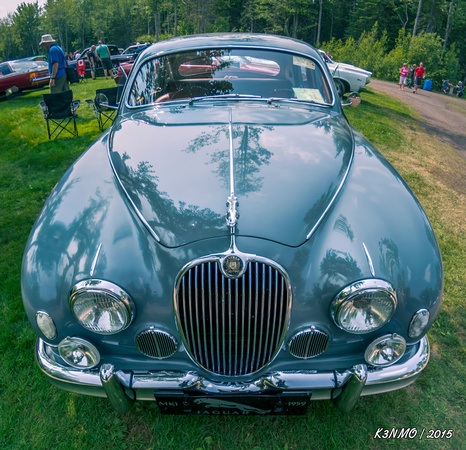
[90,243,102,276]
[362,242,376,277]
[226,109,239,231]
[228,109,235,203]
[306,145,354,240]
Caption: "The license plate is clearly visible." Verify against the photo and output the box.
[155,391,311,415]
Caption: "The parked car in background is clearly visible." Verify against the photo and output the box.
[0,59,49,95]
[120,42,151,60]
[114,60,134,85]
[22,33,442,416]
[20,55,48,62]
[318,50,372,98]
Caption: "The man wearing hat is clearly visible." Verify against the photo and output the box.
[39,34,69,93]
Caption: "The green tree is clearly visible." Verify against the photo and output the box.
[13,2,42,56]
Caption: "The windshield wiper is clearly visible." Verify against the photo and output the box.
[266,97,330,107]
[189,93,263,104]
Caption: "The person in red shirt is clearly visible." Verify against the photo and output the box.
[413,62,426,94]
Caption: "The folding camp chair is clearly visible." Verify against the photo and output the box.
[93,87,118,131]
[40,90,80,139]
[77,59,86,82]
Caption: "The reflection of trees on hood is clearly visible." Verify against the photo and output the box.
[320,249,362,287]
[379,238,401,281]
[185,124,273,196]
[111,151,225,245]
[26,172,110,292]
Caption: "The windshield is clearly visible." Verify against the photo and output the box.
[128,48,333,106]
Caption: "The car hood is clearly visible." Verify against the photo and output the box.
[108,104,354,247]
[336,62,372,78]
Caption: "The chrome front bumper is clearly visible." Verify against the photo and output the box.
[36,337,429,413]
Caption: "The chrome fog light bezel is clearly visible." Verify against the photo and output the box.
[58,337,100,369]
[35,311,57,340]
[69,279,135,335]
[331,279,397,334]
[408,309,430,338]
[364,334,406,367]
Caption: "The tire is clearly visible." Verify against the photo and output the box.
[334,79,345,101]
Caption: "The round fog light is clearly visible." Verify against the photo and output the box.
[58,337,100,369]
[408,309,430,338]
[365,334,406,367]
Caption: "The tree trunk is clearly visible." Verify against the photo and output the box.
[316,0,323,45]
[443,0,456,50]
[174,0,177,37]
[154,0,159,42]
[413,0,423,36]
[292,12,298,38]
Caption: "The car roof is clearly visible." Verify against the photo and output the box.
[139,33,320,60]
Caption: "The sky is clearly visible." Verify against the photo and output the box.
[0,0,47,20]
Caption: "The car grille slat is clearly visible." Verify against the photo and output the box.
[176,258,290,376]
[288,328,330,359]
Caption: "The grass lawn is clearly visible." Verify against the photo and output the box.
[0,81,464,449]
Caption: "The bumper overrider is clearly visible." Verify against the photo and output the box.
[36,336,429,414]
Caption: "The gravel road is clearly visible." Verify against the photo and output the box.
[367,79,466,160]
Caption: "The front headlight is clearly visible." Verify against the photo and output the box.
[331,279,396,334]
[70,279,135,334]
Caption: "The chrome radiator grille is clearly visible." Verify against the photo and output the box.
[175,258,290,376]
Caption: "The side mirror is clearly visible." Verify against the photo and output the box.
[343,92,361,108]
[97,93,118,109]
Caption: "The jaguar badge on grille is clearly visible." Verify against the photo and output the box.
[222,255,243,277]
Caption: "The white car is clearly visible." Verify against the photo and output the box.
[318,50,372,98]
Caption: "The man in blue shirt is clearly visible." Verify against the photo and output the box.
[39,34,69,93]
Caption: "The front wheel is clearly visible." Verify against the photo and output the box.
[334,79,345,101]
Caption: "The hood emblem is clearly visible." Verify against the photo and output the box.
[226,194,239,228]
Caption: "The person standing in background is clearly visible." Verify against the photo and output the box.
[88,45,97,80]
[413,62,425,94]
[407,63,416,89]
[96,40,112,79]
[39,34,70,94]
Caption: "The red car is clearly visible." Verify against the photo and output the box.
[0,59,50,95]
[114,61,134,85]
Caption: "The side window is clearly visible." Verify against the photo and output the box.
[129,59,161,106]
[0,63,12,75]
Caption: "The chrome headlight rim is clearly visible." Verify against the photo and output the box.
[69,279,135,335]
[58,337,101,369]
[331,279,397,334]
[364,333,406,367]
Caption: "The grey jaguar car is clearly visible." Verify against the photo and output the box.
[21,33,442,415]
